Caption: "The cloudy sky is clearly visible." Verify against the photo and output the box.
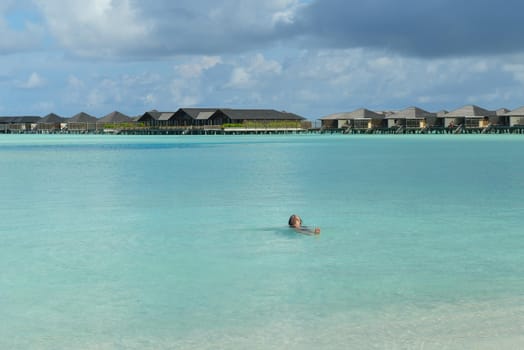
[1,0,524,119]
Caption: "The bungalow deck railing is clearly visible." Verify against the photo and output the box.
[2,120,524,134]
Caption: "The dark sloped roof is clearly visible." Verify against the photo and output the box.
[16,115,40,123]
[445,105,495,117]
[0,116,41,123]
[386,107,435,119]
[320,108,383,120]
[219,109,304,120]
[99,111,132,123]
[137,110,162,121]
[68,112,98,123]
[39,113,65,123]
[507,106,524,116]
[178,108,219,119]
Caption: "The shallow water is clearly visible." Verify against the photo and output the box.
[0,134,523,349]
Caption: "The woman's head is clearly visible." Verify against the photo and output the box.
[288,214,302,227]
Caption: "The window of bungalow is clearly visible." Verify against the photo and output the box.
[465,118,479,128]
[354,119,368,129]
[406,119,419,128]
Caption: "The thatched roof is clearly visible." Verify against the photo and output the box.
[320,108,383,120]
[507,106,524,116]
[444,105,495,117]
[99,111,131,123]
[386,107,435,119]
[68,112,98,123]
[39,113,65,123]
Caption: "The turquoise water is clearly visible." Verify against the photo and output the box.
[0,134,523,349]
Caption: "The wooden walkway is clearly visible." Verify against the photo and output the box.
[1,125,524,135]
[321,125,524,135]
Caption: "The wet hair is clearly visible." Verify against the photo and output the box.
[288,214,301,226]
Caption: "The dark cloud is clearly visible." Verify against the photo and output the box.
[291,0,524,57]
[130,1,291,56]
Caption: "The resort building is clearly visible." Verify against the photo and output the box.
[508,106,524,126]
[135,108,305,129]
[1,104,524,135]
[66,112,98,131]
[37,113,65,132]
[319,108,386,130]
[136,110,162,127]
[167,108,218,127]
[0,116,40,132]
[386,107,437,129]
[493,108,511,127]
[209,109,305,128]
[99,111,132,124]
[443,105,495,128]
[97,111,133,133]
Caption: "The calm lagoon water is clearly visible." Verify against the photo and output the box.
[0,134,523,349]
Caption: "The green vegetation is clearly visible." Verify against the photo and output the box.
[103,122,145,129]
[222,123,244,128]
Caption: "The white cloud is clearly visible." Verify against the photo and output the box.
[503,63,524,83]
[34,0,150,57]
[175,56,222,79]
[68,75,84,89]
[87,88,105,108]
[0,24,43,54]
[36,100,55,111]
[142,93,156,106]
[271,0,303,24]
[18,72,45,88]
[170,79,199,106]
[251,53,282,75]
[229,67,252,88]
[227,53,282,88]
[30,1,301,57]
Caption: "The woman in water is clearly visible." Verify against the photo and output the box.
[288,214,320,235]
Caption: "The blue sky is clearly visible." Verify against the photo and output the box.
[1,0,524,119]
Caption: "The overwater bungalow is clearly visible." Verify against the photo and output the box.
[98,111,133,131]
[319,108,386,130]
[507,106,524,127]
[319,112,349,129]
[492,108,511,126]
[37,113,65,132]
[444,105,495,129]
[0,116,40,132]
[66,112,99,131]
[386,107,437,130]
[99,111,131,124]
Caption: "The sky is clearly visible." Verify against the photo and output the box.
[1,0,524,119]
